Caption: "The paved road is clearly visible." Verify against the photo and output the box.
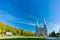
[45,37,59,40]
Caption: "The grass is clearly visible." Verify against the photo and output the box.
[0,36,45,40]
[0,38,45,40]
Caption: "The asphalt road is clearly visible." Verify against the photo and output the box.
[45,37,59,40]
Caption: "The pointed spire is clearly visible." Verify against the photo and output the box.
[44,18,46,25]
[36,20,38,27]
[44,18,47,36]
[35,20,38,36]
[44,18,47,28]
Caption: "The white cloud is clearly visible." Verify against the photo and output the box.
[0,10,19,21]
[53,24,60,33]
[0,10,36,27]
[13,21,36,26]
[47,23,60,33]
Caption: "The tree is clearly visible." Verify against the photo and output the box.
[55,33,60,37]
[49,31,56,37]
[21,30,23,35]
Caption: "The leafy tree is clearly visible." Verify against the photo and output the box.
[21,30,23,35]
[55,33,60,37]
[0,22,34,36]
[49,31,56,37]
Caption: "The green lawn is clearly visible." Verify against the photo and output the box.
[0,36,45,40]
[0,38,45,40]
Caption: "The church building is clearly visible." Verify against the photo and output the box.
[35,19,48,36]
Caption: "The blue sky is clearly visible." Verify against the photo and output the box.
[0,0,60,33]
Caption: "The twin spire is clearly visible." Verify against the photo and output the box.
[36,18,46,26]
[35,18,47,36]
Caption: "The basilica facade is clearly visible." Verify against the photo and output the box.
[35,19,48,36]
